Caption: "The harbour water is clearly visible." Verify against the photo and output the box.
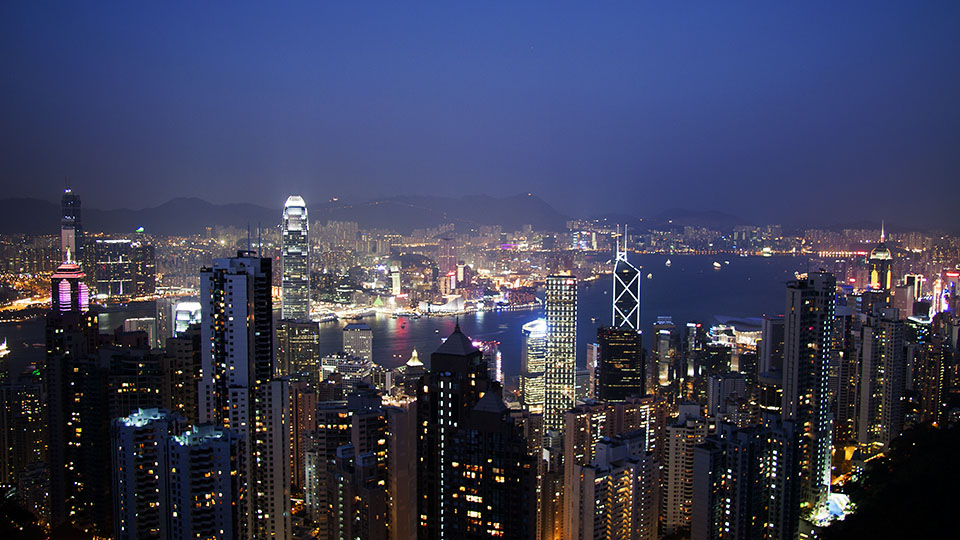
[0,254,814,380]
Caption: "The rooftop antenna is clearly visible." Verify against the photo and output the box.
[257,222,262,258]
[247,222,251,253]
[880,220,885,243]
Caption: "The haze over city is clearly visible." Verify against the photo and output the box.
[2,2,959,228]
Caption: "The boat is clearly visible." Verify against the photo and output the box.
[665,259,672,267]
[713,261,722,269]
[0,339,8,359]
[646,273,653,279]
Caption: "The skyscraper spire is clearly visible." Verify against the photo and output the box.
[880,219,885,243]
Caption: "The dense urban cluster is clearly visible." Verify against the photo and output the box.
[1,189,959,540]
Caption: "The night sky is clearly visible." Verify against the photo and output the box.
[1,2,958,227]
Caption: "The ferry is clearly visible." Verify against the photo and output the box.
[665,259,672,267]
[713,261,722,270]
[0,338,8,358]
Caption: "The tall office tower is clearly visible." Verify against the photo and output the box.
[662,403,708,535]
[92,239,156,298]
[567,431,658,540]
[478,339,503,383]
[691,415,800,540]
[277,319,321,378]
[162,323,202,425]
[343,323,374,363]
[831,305,859,447]
[652,317,676,389]
[596,327,645,400]
[417,325,536,539]
[521,318,547,412]
[436,235,457,275]
[781,272,836,517]
[111,409,185,540]
[868,224,893,301]
[199,252,290,539]
[168,425,242,540]
[45,258,100,532]
[857,307,906,448]
[544,275,577,437]
[60,186,83,263]
[612,227,641,330]
[282,195,310,320]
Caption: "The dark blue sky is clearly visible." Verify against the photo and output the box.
[1,2,958,227]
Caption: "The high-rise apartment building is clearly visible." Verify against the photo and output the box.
[857,307,906,448]
[416,325,537,539]
[111,408,185,540]
[199,252,290,539]
[781,272,835,517]
[691,415,799,540]
[662,403,708,535]
[567,431,658,540]
[544,276,577,438]
[282,195,310,320]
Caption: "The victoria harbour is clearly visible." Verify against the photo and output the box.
[314,254,812,373]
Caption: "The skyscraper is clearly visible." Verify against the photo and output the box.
[282,195,310,320]
[662,403,708,535]
[416,324,536,539]
[199,252,290,539]
[612,226,641,331]
[781,272,836,517]
[567,431,658,540]
[544,275,577,438]
[46,257,100,532]
[111,408,185,540]
[868,223,893,299]
[691,415,799,540]
[856,307,906,449]
[343,323,374,364]
[596,326,645,401]
[521,319,547,412]
[60,186,83,263]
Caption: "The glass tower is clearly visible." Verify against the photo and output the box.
[544,275,577,438]
[281,195,310,320]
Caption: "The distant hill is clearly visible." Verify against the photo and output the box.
[0,193,569,236]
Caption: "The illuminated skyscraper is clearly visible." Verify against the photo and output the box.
[199,252,290,539]
[868,223,893,293]
[60,186,83,263]
[691,415,799,540]
[343,323,374,364]
[781,272,835,517]
[416,325,536,539]
[521,319,547,412]
[544,275,577,437]
[612,226,641,331]
[856,307,906,448]
[282,195,310,319]
[597,327,645,401]
[111,408,185,540]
